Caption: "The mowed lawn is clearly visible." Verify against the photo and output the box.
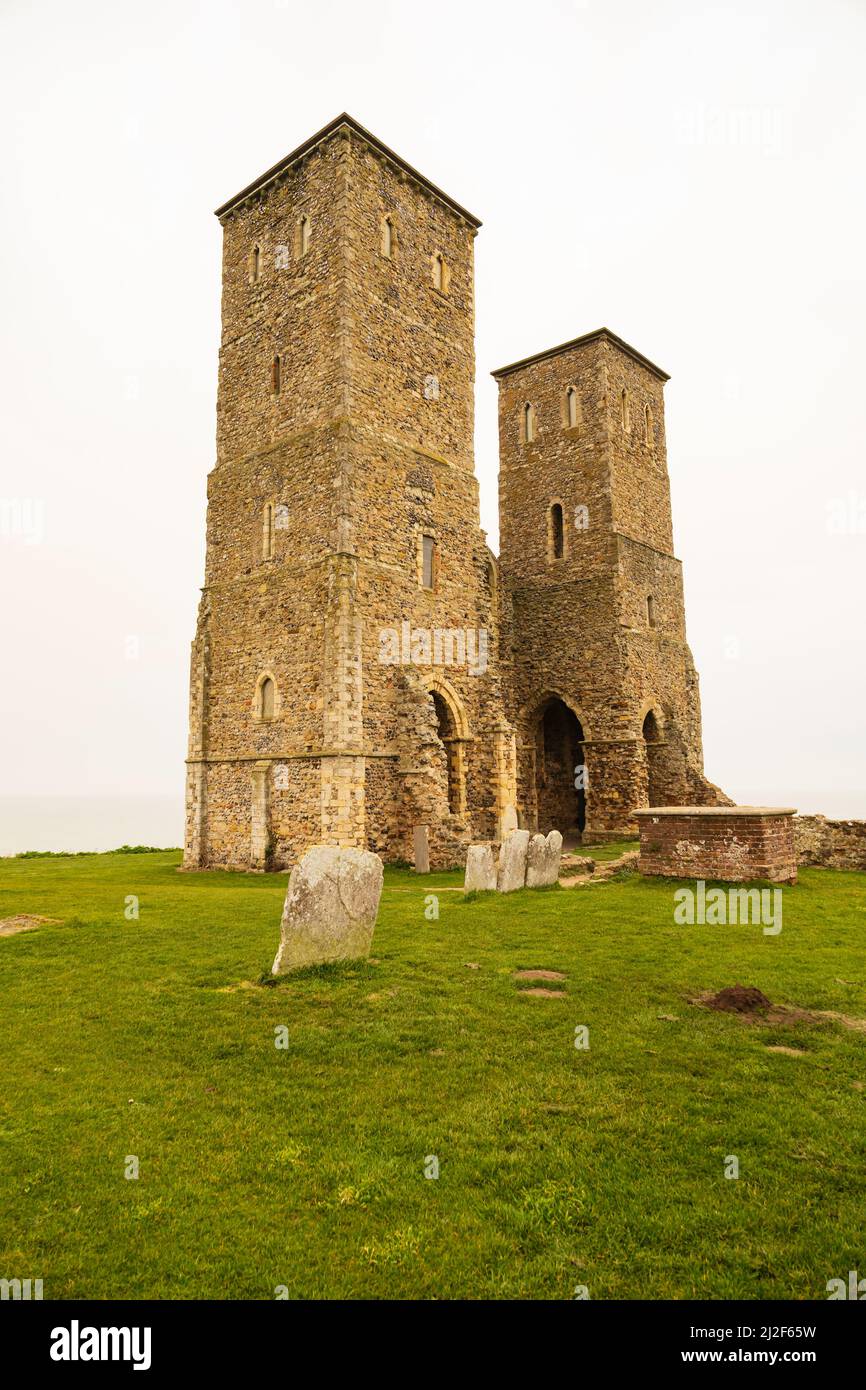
[1,849,865,1301]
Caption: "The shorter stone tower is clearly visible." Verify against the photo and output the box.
[494,328,728,841]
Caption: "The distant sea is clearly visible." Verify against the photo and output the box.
[0,797,184,857]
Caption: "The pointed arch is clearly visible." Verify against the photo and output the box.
[253,670,279,721]
[563,385,581,430]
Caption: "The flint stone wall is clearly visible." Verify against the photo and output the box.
[795,815,866,872]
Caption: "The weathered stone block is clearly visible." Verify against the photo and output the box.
[525,829,563,887]
[413,824,430,874]
[272,845,384,974]
[497,829,530,893]
[464,842,497,892]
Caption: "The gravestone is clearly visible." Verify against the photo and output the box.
[464,843,497,892]
[272,845,384,975]
[526,830,563,887]
[413,825,430,874]
[497,829,530,893]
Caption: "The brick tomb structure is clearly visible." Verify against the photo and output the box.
[634,807,798,883]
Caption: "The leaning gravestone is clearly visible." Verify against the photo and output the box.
[272,846,384,975]
[497,828,530,893]
[525,830,563,887]
[464,843,497,892]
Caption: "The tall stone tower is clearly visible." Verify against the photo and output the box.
[494,329,727,840]
[184,115,512,871]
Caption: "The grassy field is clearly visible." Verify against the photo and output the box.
[1,848,864,1300]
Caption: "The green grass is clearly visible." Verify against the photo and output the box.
[1,850,864,1300]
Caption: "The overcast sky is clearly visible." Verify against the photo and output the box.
[1,0,864,839]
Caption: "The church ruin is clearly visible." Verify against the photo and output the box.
[184,113,726,871]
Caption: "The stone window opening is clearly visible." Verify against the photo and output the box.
[296,214,311,258]
[432,252,449,294]
[523,402,536,444]
[646,594,656,627]
[621,388,631,432]
[645,403,654,446]
[548,502,565,560]
[381,215,394,259]
[263,503,275,561]
[564,386,580,430]
[271,355,281,395]
[255,674,277,721]
[421,533,437,590]
[251,244,261,283]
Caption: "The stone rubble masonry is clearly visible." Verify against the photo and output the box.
[184,114,727,873]
[272,844,384,974]
[635,807,798,883]
[794,815,866,871]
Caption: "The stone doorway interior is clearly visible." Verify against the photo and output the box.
[535,698,585,840]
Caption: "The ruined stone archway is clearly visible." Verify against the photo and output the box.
[642,708,666,806]
[427,680,467,819]
[533,697,586,839]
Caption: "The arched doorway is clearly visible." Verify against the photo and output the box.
[534,698,586,838]
[642,709,664,806]
[430,688,463,817]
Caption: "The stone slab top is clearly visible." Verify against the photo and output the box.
[634,806,797,817]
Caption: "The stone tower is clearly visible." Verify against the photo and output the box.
[184,115,514,871]
[494,329,728,840]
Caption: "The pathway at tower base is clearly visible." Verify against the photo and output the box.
[272,845,384,975]
[635,807,797,884]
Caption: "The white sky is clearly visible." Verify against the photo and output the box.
[1,0,864,825]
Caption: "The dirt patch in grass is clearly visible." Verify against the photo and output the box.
[0,915,61,938]
[706,985,772,1015]
[519,987,567,999]
[693,986,866,1035]
[514,969,567,982]
[766,1045,808,1057]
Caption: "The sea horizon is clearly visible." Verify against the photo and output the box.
[0,796,185,857]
